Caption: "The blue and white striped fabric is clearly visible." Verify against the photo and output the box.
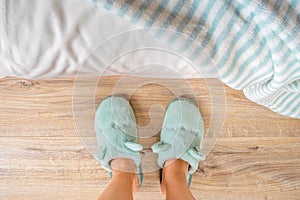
[90,0,300,118]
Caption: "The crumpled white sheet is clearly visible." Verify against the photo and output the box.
[0,0,212,79]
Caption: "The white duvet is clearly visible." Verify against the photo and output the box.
[0,0,211,79]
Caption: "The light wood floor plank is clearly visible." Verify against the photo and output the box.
[0,76,299,199]
[0,137,299,199]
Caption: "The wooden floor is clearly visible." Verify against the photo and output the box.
[0,76,300,200]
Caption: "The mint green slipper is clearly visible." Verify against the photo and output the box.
[151,97,205,187]
[94,95,143,187]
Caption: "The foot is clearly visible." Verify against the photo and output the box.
[151,97,205,188]
[94,95,143,187]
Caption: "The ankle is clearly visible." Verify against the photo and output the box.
[110,158,137,173]
[110,158,139,192]
[163,159,189,177]
[112,170,136,181]
[161,159,189,195]
[111,170,138,192]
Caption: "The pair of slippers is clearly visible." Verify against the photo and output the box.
[94,95,205,188]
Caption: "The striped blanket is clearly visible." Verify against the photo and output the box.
[90,0,300,118]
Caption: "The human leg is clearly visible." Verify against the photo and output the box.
[97,158,138,200]
[161,159,195,200]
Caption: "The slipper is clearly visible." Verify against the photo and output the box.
[94,95,143,187]
[151,97,206,187]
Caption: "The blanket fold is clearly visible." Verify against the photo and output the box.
[91,0,300,118]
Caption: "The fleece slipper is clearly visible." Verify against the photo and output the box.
[94,95,143,187]
[151,97,205,187]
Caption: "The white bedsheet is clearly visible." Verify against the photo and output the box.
[0,0,212,79]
